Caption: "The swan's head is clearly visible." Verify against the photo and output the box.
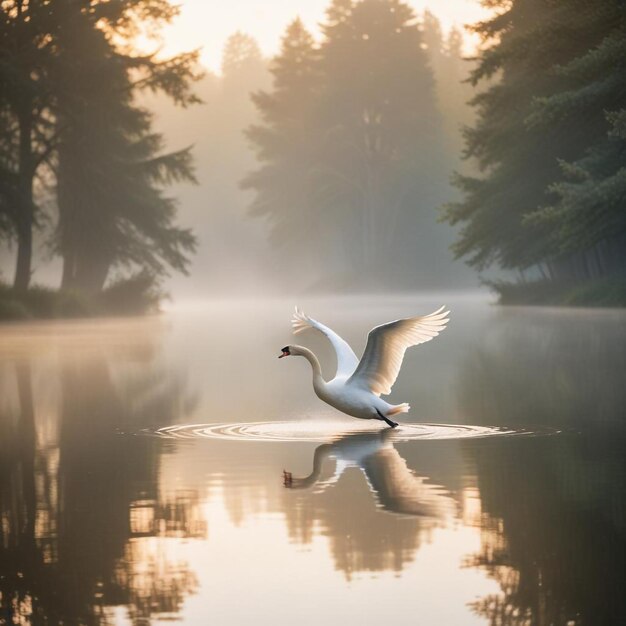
[278,345,305,359]
[278,345,292,359]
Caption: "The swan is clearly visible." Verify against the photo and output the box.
[278,306,450,428]
[282,430,453,518]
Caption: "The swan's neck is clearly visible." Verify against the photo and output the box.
[297,347,326,395]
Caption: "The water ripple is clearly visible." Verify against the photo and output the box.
[143,420,555,443]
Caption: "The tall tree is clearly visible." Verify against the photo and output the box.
[526,9,626,278]
[242,18,323,276]
[220,32,267,160]
[222,31,265,81]
[0,0,56,289]
[245,0,449,288]
[422,15,475,163]
[318,0,447,282]
[52,0,199,293]
[0,0,200,293]
[443,0,619,277]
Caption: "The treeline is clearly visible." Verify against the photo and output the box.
[0,0,199,302]
[443,0,626,298]
[243,0,472,290]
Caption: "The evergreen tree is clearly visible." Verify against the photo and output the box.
[442,0,611,275]
[0,0,57,289]
[526,9,626,278]
[422,12,474,165]
[55,5,199,291]
[318,0,446,282]
[245,0,448,288]
[53,1,199,292]
[222,32,265,81]
[0,0,200,293]
[242,18,323,275]
[220,32,267,159]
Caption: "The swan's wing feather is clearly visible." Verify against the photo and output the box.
[347,306,450,396]
[292,307,359,378]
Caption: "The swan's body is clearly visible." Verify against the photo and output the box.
[279,306,450,427]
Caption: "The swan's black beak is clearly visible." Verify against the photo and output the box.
[278,346,290,359]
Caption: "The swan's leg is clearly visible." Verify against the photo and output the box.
[376,409,398,429]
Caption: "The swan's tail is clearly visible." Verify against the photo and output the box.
[291,306,312,335]
[387,403,410,416]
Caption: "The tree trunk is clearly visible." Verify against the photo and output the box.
[61,255,73,290]
[13,111,34,291]
[72,250,112,293]
[13,215,33,290]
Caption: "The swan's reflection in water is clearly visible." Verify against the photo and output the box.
[281,430,455,578]
[284,430,453,518]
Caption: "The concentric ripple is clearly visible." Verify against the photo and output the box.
[146,420,554,443]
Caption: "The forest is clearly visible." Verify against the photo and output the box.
[1,0,625,317]
[443,0,626,305]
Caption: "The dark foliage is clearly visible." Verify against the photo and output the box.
[0,0,200,294]
[443,0,626,301]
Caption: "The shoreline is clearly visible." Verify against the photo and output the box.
[488,277,626,308]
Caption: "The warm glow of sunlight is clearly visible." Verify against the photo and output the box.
[142,0,493,73]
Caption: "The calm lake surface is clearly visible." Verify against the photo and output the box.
[0,295,624,625]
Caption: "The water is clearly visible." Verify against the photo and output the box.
[0,296,624,625]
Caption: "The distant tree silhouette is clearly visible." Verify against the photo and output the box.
[242,19,324,278]
[422,12,475,163]
[245,0,451,290]
[222,31,265,79]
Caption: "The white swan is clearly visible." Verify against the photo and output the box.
[278,306,450,428]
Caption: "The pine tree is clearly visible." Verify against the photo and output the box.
[526,8,626,278]
[319,0,447,282]
[220,32,267,159]
[0,0,200,293]
[442,0,610,275]
[245,0,448,288]
[51,0,200,292]
[242,18,323,274]
[422,12,474,165]
[0,0,57,289]
[222,32,265,80]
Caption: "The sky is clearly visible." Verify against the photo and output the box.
[145,0,493,74]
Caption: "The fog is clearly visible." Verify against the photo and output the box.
[146,21,478,299]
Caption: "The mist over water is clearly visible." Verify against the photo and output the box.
[0,295,624,624]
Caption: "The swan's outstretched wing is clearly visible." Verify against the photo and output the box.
[292,307,359,378]
[347,306,450,396]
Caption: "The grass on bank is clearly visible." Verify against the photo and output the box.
[487,276,626,307]
[0,273,163,321]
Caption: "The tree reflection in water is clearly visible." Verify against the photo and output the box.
[282,430,454,579]
[0,324,203,625]
[459,310,626,625]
